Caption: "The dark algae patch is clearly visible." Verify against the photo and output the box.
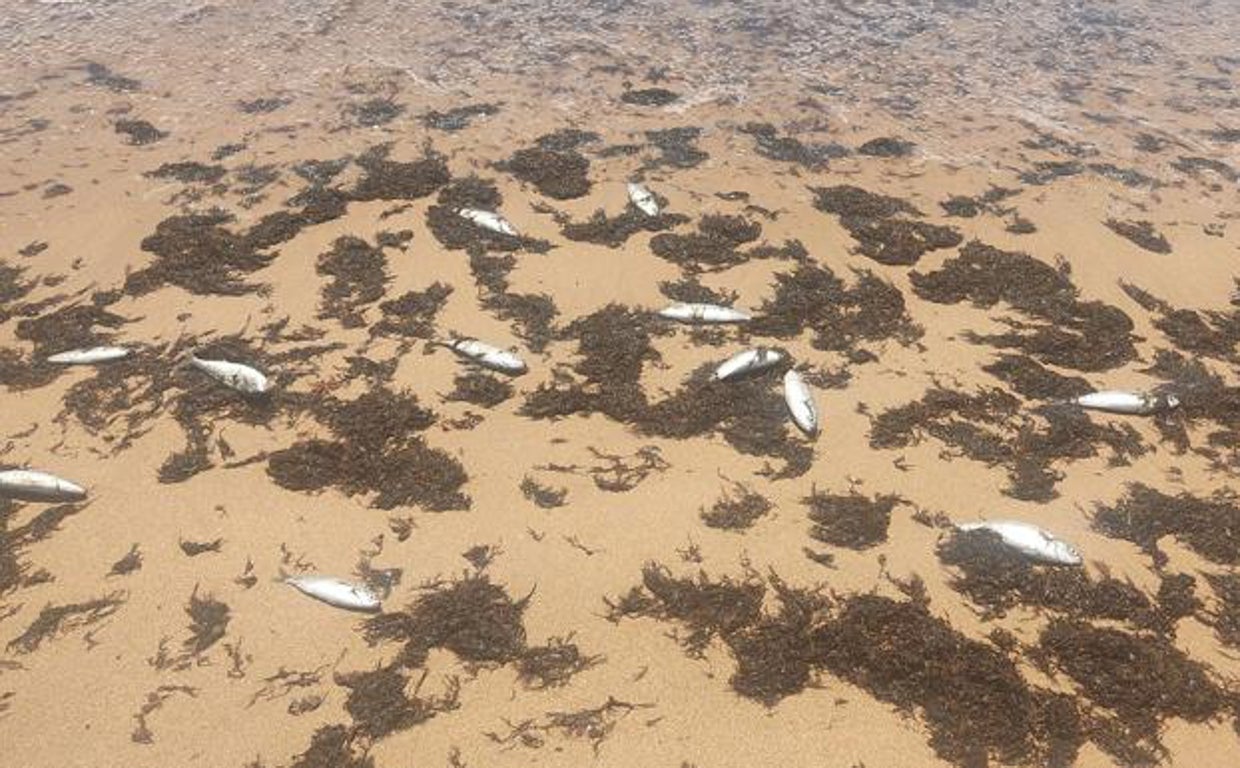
[868,387,1147,501]
[1105,219,1172,253]
[184,588,229,655]
[426,177,550,254]
[336,665,459,740]
[114,119,166,145]
[316,236,389,327]
[499,143,591,200]
[126,210,276,296]
[644,127,708,170]
[649,214,805,273]
[562,197,689,248]
[7,592,125,653]
[1120,282,1240,365]
[621,88,680,106]
[267,388,469,511]
[811,185,961,266]
[421,103,499,131]
[700,482,771,531]
[84,62,140,92]
[912,241,1137,371]
[350,145,450,202]
[982,354,1092,401]
[1092,484,1240,566]
[516,636,601,689]
[520,476,567,508]
[146,162,226,184]
[445,372,512,408]
[805,491,900,549]
[739,122,847,168]
[857,136,915,157]
[373,283,452,340]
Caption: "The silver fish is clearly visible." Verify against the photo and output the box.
[189,355,270,395]
[956,520,1082,565]
[0,469,87,503]
[657,302,751,324]
[714,347,785,382]
[457,207,518,236]
[449,338,527,375]
[627,182,660,216]
[46,346,131,365]
[783,369,819,436]
[1071,390,1179,415]
[286,575,382,613]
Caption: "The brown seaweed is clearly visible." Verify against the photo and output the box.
[317,236,389,327]
[804,491,900,549]
[1105,219,1172,254]
[7,592,125,653]
[1092,484,1239,566]
[811,185,961,266]
[700,482,772,531]
[516,636,601,689]
[373,282,452,339]
[499,146,591,200]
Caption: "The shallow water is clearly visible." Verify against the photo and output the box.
[2,2,1239,767]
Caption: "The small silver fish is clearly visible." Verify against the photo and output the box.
[189,355,270,395]
[0,469,87,503]
[627,182,659,217]
[285,575,382,613]
[449,338,527,375]
[46,346,131,365]
[657,302,751,324]
[955,520,1082,565]
[1071,390,1179,415]
[457,207,518,236]
[714,347,785,382]
[783,369,819,437]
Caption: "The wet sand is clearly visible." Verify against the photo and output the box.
[2,2,1240,767]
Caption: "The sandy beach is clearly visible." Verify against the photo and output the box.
[2,2,1240,766]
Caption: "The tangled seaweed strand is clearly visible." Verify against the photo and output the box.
[1092,483,1240,566]
[811,185,962,266]
[804,491,901,549]
[913,241,1137,371]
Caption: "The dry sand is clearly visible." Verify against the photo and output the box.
[2,2,1240,767]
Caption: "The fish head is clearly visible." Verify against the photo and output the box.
[1044,538,1083,566]
[1163,393,1181,410]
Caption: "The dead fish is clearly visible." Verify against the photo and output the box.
[448,338,527,375]
[46,346,131,365]
[0,469,87,503]
[285,575,381,613]
[714,347,785,382]
[189,355,270,395]
[658,302,751,324]
[1070,390,1179,415]
[627,182,659,216]
[955,520,1082,565]
[783,369,819,436]
[457,207,517,236]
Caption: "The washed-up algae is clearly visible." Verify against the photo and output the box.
[83,62,140,92]
[739,123,847,168]
[643,127,708,170]
[146,161,226,185]
[125,210,276,296]
[561,204,689,248]
[811,185,962,266]
[701,482,771,531]
[607,566,1083,766]
[336,665,460,740]
[1092,483,1240,566]
[445,372,512,408]
[1037,619,1228,763]
[16,302,130,356]
[421,103,499,131]
[982,354,1092,401]
[425,177,551,255]
[520,305,809,477]
[108,544,142,577]
[289,725,374,768]
[463,249,559,351]
[349,145,450,202]
[1134,350,1240,462]
[362,573,529,668]
[1106,219,1172,254]
[498,145,591,200]
[857,137,916,157]
[183,588,229,656]
[6,592,125,653]
[805,491,901,549]
[938,529,1166,628]
[516,636,601,689]
[621,88,680,106]
[267,388,469,511]
[519,476,566,508]
[237,97,289,114]
[346,98,404,128]
[317,236,389,328]
[748,262,922,357]
[1203,573,1240,648]
[1121,282,1240,364]
[869,387,1147,501]
[372,283,452,340]
[114,119,166,145]
[912,241,1137,371]
[648,214,806,273]
[2,501,79,595]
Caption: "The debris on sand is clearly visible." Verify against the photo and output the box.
[1105,219,1172,254]
[621,88,680,106]
[426,177,551,254]
[857,137,915,157]
[562,205,688,248]
[983,354,1092,401]
[1092,483,1240,566]
[7,592,125,653]
[146,162,226,185]
[108,544,143,576]
[348,145,450,202]
[1120,282,1240,365]
[114,119,167,146]
[749,262,921,357]
[446,372,512,408]
[811,185,962,266]
[84,62,140,92]
[125,211,276,297]
[701,482,772,531]
[288,725,373,768]
[868,387,1147,501]
[520,476,567,509]
[237,97,289,114]
[649,214,805,273]
[912,241,1137,371]
[362,573,530,668]
[422,103,500,131]
[517,636,602,689]
[739,123,847,168]
[643,127,709,170]
[336,665,460,739]
[1203,573,1240,647]
[183,588,230,656]
[346,98,404,128]
[267,388,469,511]
[805,491,900,549]
[486,696,646,753]
[499,144,592,200]
[317,236,389,328]
[372,283,452,340]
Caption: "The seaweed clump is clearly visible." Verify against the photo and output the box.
[372,282,452,340]
[421,103,499,131]
[869,387,1147,501]
[114,119,166,145]
[701,483,772,531]
[982,354,1092,401]
[316,236,389,328]
[1120,282,1240,365]
[267,388,469,511]
[425,177,550,255]
[739,123,846,168]
[146,162,226,184]
[1105,219,1171,254]
[912,241,1137,371]
[125,211,275,296]
[184,589,230,655]
[445,372,512,408]
[1092,484,1240,566]
[336,665,459,740]
[349,145,450,202]
[811,185,962,266]
[561,201,689,248]
[499,145,591,200]
[749,262,921,357]
[857,137,915,157]
[649,214,804,273]
[516,636,601,688]
[362,573,529,668]
[7,592,125,653]
[643,127,708,170]
[805,491,900,549]
[621,88,680,106]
